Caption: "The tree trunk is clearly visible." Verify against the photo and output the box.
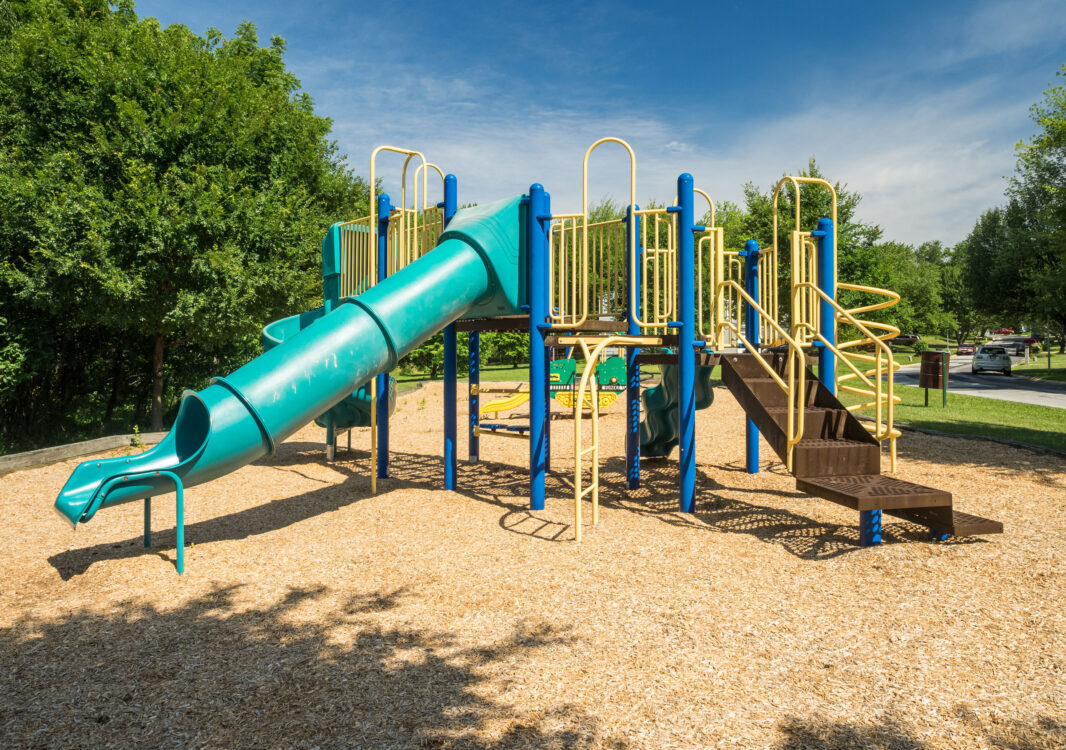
[151,333,165,431]
[104,347,123,423]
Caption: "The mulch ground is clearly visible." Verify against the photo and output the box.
[1,381,1064,749]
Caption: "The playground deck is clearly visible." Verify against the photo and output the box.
[2,382,1063,748]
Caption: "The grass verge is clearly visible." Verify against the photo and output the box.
[1015,352,1066,384]
[839,383,1066,453]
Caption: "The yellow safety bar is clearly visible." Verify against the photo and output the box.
[714,280,807,472]
[556,335,661,541]
[771,176,838,346]
[792,282,902,469]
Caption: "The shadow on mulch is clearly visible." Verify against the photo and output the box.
[50,434,977,579]
[772,712,1066,750]
[0,583,626,748]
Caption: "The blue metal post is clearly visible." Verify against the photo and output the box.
[468,332,480,462]
[528,184,549,511]
[376,193,391,479]
[676,175,697,513]
[743,240,761,474]
[174,478,184,575]
[143,498,151,547]
[442,175,459,490]
[626,204,642,489]
[543,192,552,475]
[814,218,836,394]
[322,223,342,461]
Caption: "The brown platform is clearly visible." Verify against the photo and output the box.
[720,353,1001,540]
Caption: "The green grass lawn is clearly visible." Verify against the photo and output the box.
[838,383,1066,453]
[395,363,529,385]
[1015,351,1066,384]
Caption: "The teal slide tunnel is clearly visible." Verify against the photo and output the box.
[54,197,527,528]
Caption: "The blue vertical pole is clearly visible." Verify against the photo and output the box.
[376,193,391,479]
[626,204,642,489]
[676,175,697,514]
[542,192,552,475]
[468,332,480,462]
[143,497,151,547]
[815,218,836,394]
[528,184,549,511]
[743,240,761,474]
[322,223,342,460]
[442,175,459,490]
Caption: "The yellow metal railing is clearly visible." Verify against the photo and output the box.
[549,215,627,325]
[561,334,662,541]
[338,216,375,298]
[715,281,807,472]
[793,282,903,469]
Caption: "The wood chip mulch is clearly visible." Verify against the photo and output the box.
[1,381,1063,748]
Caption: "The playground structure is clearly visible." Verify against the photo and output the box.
[52,139,1002,571]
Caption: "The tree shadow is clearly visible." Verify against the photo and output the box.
[774,714,928,749]
[0,584,625,748]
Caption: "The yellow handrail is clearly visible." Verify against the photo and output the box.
[793,282,902,470]
[715,281,807,472]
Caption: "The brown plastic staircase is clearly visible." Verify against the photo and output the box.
[719,352,1002,540]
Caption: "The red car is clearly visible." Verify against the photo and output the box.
[992,328,1014,334]
[957,344,975,355]
[1022,337,1040,346]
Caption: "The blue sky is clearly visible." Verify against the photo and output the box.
[135,0,1066,245]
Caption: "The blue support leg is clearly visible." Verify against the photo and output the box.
[675,175,696,513]
[859,509,882,547]
[376,193,392,479]
[743,239,762,474]
[442,174,459,489]
[143,497,151,548]
[626,203,642,490]
[444,323,457,489]
[527,184,549,512]
[174,478,184,575]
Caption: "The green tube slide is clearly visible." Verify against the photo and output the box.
[54,196,526,528]
[639,363,716,458]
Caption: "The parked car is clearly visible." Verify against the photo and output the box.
[888,333,921,346]
[992,327,1014,335]
[972,345,1012,376]
[956,344,975,355]
[1022,337,1040,346]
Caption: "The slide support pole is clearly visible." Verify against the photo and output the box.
[442,175,459,490]
[376,193,392,479]
[143,498,151,548]
[675,175,697,513]
[743,240,761,474]
[626,204,642,490]
[322,223,342,462]
[528,184,549,511]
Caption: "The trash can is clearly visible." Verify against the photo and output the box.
[918,351,948,388]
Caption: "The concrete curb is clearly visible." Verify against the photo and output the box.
[0,432,168,476]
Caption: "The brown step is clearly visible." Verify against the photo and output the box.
[737,378,819,407]
[885,507,1004,537]
[796,474,951,511]
[792,439,880,478]
[764,406,849,440]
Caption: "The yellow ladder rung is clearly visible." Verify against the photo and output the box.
[579,446,597,457]
[579,484,597,498]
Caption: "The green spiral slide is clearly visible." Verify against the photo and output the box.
[639,363,716,458]
[54,197,526,528]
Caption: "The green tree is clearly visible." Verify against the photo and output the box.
[0,0,367,447]
[1008,63,1066,352]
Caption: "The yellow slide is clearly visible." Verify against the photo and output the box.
[479,387,530,417]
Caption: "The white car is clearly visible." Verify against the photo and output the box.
[972,345,1012,376]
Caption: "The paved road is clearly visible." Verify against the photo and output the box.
[892,337,1066,409]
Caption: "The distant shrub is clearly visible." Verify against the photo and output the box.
[912,341,930,355]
